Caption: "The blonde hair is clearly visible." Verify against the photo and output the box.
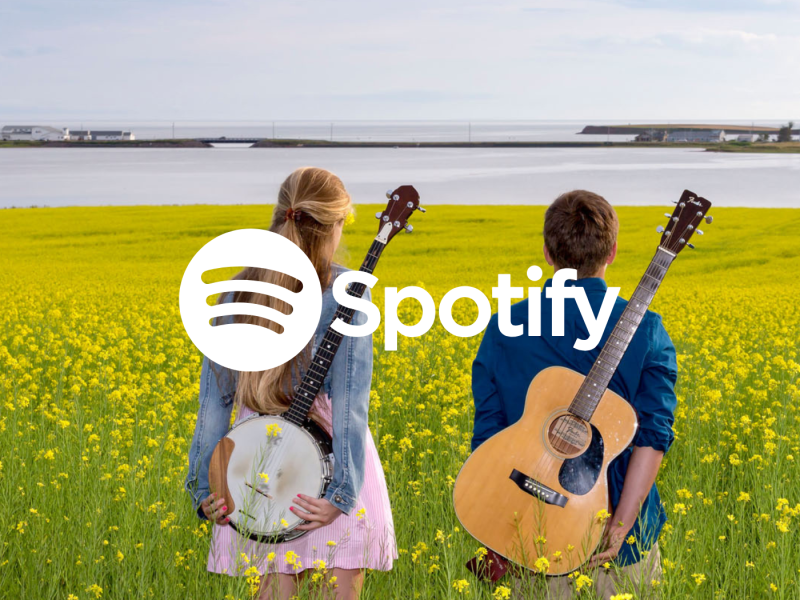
[231,167,352,415]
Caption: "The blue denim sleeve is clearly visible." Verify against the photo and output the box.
[184,355,237,519]
[632,314,678,453]
[322,285,373,515]
[471,315,507,452]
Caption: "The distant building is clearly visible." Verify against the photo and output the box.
[736,134,755,142]
[1,125,67,141]
[667,130,726,143]
[91,130,135,141]
[69,130,92,141]
[635,129,666,142]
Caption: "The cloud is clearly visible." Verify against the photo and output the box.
[0,45,57,60]
[612,0,800,12]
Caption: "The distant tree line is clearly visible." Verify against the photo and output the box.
[778,121,795,143]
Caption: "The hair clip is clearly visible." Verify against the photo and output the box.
[285,208,303,222]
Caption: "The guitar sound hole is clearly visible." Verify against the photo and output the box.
[547,415,590,456]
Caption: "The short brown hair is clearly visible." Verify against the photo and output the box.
[543,190,619,278]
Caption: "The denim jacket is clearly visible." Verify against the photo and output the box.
[184,265,373,517]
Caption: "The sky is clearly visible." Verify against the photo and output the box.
[0,0,798,121]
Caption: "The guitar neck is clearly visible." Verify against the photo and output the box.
[284,237,386,425]
[568,247,676,421]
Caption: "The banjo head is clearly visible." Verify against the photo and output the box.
[211,415,332,543]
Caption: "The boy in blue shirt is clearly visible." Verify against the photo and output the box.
[471,190,677,598]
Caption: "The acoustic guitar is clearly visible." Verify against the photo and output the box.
[453,190,712,575]
[208,185,423,543]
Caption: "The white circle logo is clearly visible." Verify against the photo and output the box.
[179,229,322,372]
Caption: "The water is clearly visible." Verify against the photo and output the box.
[1,146,797,209]
[6,119,789,143]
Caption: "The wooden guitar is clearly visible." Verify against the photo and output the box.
[208,185,423,543]
[453,190,712,575]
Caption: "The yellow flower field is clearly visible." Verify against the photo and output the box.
[1,204,799,599]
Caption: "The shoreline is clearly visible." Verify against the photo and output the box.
[1,139,799,153]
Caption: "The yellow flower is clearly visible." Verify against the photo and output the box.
[452,579,470,594]
[610,594,634,600]
[692,573,706,586]
[356,508,366,521]
[265,423,282,437]
[534,557,550,574]
[574,574,593,591]
[493,585,512,600]
[258,472,269,484]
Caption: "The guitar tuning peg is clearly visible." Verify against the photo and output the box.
[404,224,414,233]
[663,213,672,218]
[704,215,713,224]
[656,225,665,233]
[696,229,704,235]
[375,211,382,219]
[687,242,695,249]
[417,206,426,213]
[385,190,393,199]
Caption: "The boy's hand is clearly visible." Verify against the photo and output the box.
[587,523,627,568]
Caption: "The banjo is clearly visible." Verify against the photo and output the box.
[208,185,423,543]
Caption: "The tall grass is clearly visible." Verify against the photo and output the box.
[0,204,798,599]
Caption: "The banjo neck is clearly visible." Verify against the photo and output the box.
[282,225,390,426]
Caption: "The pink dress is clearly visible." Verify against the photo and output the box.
[207,394,397,576]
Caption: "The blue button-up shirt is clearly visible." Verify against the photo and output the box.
[471,277,677,566]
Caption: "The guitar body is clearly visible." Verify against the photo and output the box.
[453,366,638,575]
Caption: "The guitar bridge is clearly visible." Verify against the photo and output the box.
[509,469,568,508]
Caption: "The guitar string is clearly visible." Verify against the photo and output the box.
[542,198,692,455]
[533,254,667,478]
[535,241,675,480]
[540,199,703,483]
[530,200,700,484]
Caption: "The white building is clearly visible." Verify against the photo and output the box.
[68,130,92,141]
[736,134,755,142]
[91,130,135,141]
[1,125,68,141]
[667,130,726,143]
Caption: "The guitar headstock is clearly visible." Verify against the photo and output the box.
[657,189,713,255]
[375,185,424,244]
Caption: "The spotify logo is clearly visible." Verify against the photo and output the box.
[179,229,322,372]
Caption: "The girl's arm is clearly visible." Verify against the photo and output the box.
[184,355,237,519]
[322,285,373,515]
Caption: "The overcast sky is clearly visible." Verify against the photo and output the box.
[1,0,798,121]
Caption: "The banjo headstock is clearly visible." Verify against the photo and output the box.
[374,185,424,244]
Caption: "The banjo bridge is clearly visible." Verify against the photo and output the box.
[245,481,274,500]
[509,469,568,508]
